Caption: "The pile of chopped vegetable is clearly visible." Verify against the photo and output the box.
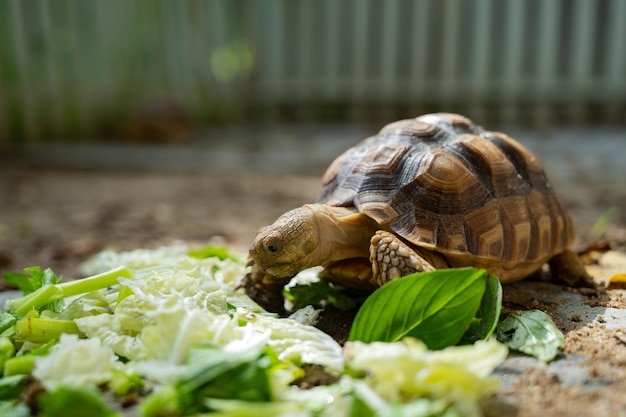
[0,245,564,417]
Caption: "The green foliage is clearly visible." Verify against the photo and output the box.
[349,268,494,350]
[497,309,565,362]
[38,386,122,417]
[284,281,359,311]
[459,274,502,345]
[188,245,241,262]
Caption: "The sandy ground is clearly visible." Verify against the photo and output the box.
[1,124,626,416]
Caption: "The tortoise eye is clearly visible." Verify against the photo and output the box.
[266,241,281,255]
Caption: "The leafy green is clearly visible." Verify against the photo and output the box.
[15,311,82,343]
[2,272,34,294]
[38,385,122,417]
[4,267,63,314]
[459,274,502,344]
[496,309,565,362]
[284,281,359,311]
[188,245,240,262]
[0,337,15,374]
[0,375,28,400]
[6,266,132,317]
[0,246,509,416]
[0,313,18,336]
[0,401,30,417]
[3,267,58,295]
[344,338,507,417]
[177,345,274,404]
[349,268,488,350]
[141,345,276,416]
[3,339,55,376]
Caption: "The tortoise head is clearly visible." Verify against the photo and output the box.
[249,206,319,278]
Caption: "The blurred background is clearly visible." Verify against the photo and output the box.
[2,0,626,146]
[0,0,625,277]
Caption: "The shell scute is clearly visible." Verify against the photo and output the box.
[318,113,573,267]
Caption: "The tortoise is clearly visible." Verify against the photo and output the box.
[244,113,590,311]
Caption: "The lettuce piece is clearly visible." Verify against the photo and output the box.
[33,334,120,390]
[343,338,507,417]
[237,311,344,374]
[74,313,144,361]
[0,401,30,417]
[77,254,344,380]
[38,385,122,417]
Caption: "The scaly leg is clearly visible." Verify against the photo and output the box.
[369,230,437,286]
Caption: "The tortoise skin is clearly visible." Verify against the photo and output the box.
[318,113,573,281]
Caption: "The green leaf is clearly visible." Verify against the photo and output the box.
[188,245,240,262]
[496,309,565,362]
[0,401,30,417]
[0,312,18,335]
[0,375,28,401]
[175,345,274,413]
[4,339,56,376]
[459,274,502,344]
[348,268,488,350]
[2,272,34,294]
[284,281,358,311]
[38,385,122,417]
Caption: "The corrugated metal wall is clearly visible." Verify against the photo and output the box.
[1,0,625,147]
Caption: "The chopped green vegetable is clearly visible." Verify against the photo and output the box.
[174,344,274,413]
[349,268,488,350]
[0,312,18,335]
[284,280,359,311]
[344,338,507,417]
[38,385,122,417]
[15,312,82,343]
[2,272,34,294]
[188,245,240,262]
[496,309,565,362]
[3,339,55,376]
[0,401,30,417]
[6,266,132,317]
[0,375,28,401]
[0,245,508,416]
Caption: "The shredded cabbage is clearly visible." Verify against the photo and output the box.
[33,334,120,390]
[18,245,508,416]
[343,337,507,417]
[75,249,345,382]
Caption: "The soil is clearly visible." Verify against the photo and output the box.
[1,144,626,416]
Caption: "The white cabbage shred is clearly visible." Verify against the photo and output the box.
[34,245,506,416]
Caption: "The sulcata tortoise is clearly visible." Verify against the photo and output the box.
[244,113,589,311]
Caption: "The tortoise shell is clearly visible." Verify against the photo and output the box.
[318,113,573,277]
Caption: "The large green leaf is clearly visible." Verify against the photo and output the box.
[459,274,502,344]
[348,268,488,350]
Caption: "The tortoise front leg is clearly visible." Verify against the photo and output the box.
[369,230,436,286]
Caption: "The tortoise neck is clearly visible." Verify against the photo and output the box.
[305,204,382,264]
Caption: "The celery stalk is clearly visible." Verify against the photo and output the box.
[7,266,133,317]
[4,355,36,376]
[57,266,133,298]
[12,285,63,317]
[15,316,82,343]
